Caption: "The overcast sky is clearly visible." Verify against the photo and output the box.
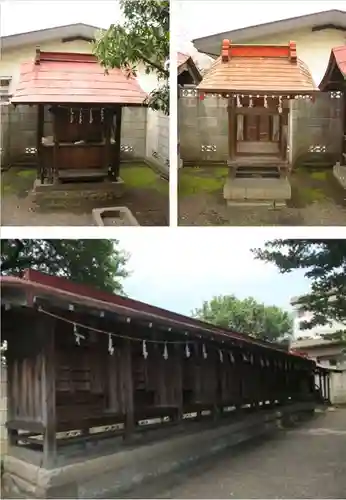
[0,0,121,36]
[175,0,346,53]
[115,229,309,317]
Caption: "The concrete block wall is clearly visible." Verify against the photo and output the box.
[330,369,346,405]
[179,86,343,166]
[291,93,343,166]
[121,106,147,160]
[0,104,148,167]
[179,86,228,164]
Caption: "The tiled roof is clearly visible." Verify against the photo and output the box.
[11,50,147,105]
[198,40,317,94]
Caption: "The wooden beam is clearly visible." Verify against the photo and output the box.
[113,105,122,180]
[41,316,57,469]
[37,104,44,182]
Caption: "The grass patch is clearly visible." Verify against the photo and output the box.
[179,166,228,196]
[298,187,326,204]
[120,165,168,195]
[179,173,224,196]
[309,171,327,181]
[16,169,36,179]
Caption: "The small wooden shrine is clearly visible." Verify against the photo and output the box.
[11,50,147,184]
[319,45,346,168]
[197,40,317,176]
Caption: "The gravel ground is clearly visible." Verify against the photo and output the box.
[1,167,169,226]
[178,167,346,226]
[179,194,346,226]
[127,407,346,499]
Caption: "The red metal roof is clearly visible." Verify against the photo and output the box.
[11,50,148,105]
[177,52,190,68]
[320,45,346,91]
[333,46,346,77]
[198,40,317,95]
[0,269,308,358]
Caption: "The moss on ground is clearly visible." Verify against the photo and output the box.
[179,166,228,196]
[121,164,168,195]
[309,171,327,181]
[1,167,36,197]
[1,164,168,197]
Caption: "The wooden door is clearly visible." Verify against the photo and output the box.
[236,112,280,155]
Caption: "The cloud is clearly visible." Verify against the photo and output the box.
[116,229,297,315]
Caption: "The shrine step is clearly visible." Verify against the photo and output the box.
[235,166,280,179]
[58,169,109,183]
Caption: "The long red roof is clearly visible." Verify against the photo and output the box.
[0,269,304,357]
[11,50,148,105]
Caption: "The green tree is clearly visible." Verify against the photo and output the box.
[193,295,293,342]
[93,0,169,115]
[254,239,346,340]
[0,239,129,294]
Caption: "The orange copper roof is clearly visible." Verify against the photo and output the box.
[198,40,317,95]
[11,50,148,105]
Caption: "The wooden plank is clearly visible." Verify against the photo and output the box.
[41,316,57,468]
[33,354,42,421]
[58,168,108,180]
[6,420,45,433]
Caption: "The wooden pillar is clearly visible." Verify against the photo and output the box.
[36,104,44,183]
[327,373,331,403]
[52,108,59,184]
[6,346,18,448]
[227,98,236,163]
[104,107,111,175]
[174,345,183,421]
[41,316,56,469]
[122,339,134,439]
[113,105,122,180]
[280,109,289,171]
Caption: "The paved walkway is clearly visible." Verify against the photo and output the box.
[128,408,346,499]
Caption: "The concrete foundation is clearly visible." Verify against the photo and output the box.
[33,178,125,199]
[92,207,139,226]
[333,163,346,190]
[223,177,291,207]
[2,402,317,499]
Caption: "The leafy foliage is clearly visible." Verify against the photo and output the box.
[0,239,129,294]
[93,0,169,115]
[193,295,293,342]
[254,239,346,340]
